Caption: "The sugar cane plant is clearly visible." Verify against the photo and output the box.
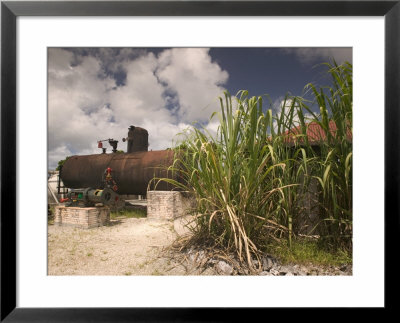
[299,62,353,251]
[156,61,353,270]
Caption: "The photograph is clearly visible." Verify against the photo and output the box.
[2,0,396,318]
[47,47,353,276]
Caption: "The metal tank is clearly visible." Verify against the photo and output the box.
[60,125,181,195]
[60,150,179,196]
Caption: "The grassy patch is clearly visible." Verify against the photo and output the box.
[48,205,55,224]
[110,208,147,219]
[265,239,351,267]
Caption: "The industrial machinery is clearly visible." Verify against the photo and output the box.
[61,187,120,207]
[60,167,122,207]
[60,125,180,197]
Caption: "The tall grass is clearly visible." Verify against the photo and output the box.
[300,62,353,250]
[160,92,288,269]
[157,62,352,269]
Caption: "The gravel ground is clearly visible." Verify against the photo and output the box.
[48,217,194,275]
[48,216,351,276]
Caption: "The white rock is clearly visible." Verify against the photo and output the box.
[259,271,272,276]
[216,261,233,275]
[262,256,276,270]
[279,265,292,274]
[269,268,280,276]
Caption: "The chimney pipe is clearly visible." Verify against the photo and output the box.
[127,125,148,153]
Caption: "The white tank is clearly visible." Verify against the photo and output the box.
[48,171,67,204]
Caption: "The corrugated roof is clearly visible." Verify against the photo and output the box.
[281,120,352,145]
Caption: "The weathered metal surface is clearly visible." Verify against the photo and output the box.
[127,125,148,153]
[60,150,178,195]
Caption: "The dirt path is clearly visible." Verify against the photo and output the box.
[48,216,351,276]
[48,217,197,276]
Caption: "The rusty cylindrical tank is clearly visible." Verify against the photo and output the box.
[60,150,179,195]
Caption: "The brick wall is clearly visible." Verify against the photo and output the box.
[54,205,110,229]
[147,191,195,220]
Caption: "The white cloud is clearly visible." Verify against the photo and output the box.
[48,48,228,169]
[272,98,314,133]
[282,47,352,65]
[108,52,170,124]
[142,120,190,150]
[156,48,229,123]
[47,145,72,171]
[204,119,220,138]
[48,49,117,153]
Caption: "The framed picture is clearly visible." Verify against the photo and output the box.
[1,0,398,320]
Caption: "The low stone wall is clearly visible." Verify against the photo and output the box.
[147,191,195,220]
[54,205,110,229]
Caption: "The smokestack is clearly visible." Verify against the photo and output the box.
[127,125,148,153]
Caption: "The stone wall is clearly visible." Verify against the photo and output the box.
[296,175,321,235]
[147,191,195,220]
[54,205,110,229]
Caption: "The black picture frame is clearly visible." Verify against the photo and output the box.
[1,1,398,321]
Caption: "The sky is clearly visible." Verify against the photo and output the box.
[48,47,352,170]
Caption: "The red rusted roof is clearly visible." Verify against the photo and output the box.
[281,120,352,145]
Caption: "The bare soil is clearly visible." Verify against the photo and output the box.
[48,216,215,276]
[48,216,351,276]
